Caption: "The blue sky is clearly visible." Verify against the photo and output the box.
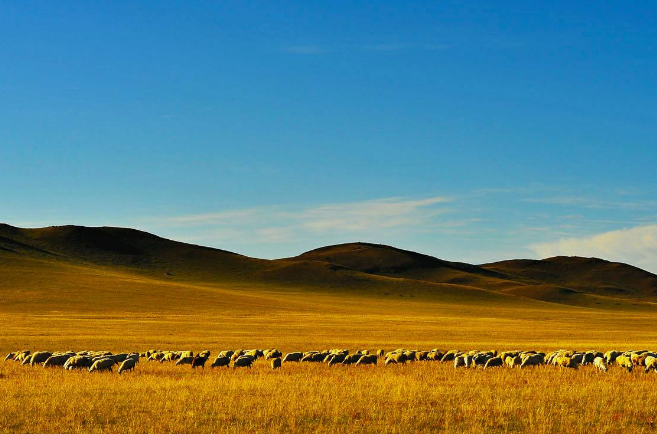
[1,1,656,270]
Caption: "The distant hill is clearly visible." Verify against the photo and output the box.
[1,223,656,312]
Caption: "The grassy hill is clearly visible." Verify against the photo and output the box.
[1,224,656,312]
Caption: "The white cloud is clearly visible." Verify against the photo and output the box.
[530,224,657,273]
[154,196,451,245]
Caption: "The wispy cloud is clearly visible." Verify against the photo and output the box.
[155,196,451,245]
[530,224,657,273]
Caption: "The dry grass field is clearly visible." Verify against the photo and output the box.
[3,224,657,432]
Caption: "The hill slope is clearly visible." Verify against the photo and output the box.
[0,224,656,312]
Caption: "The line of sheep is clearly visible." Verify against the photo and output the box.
[5,348,657,373]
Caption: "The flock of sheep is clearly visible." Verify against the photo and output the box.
[4,348,657,373]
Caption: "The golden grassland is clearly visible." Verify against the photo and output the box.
[4,228,657,432]
[3,356,657,433]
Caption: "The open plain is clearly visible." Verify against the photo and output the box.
[2,224,657,433]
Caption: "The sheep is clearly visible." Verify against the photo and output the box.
[13,350,31,363]
[484,357,503,369]
[4,352,15,362]
[454,356,466,369]
[581,352,596,365]
[441,351,458,362]
[427,350,444,361]
[473,353,493,367]
[175,356,194,366]
[463,355,473,368]
[342,354,363,365]
[191,352,211,369]
[89,358,115,373]
[327,353,348,366]
[233,355,255,368]
[211,356,231,368]
[604,350,621,365]
[376,349,385,358]
[64,355,93,370]
[644,356,657,373]
[593,357,608,372]
[264,349,282,360]
[118,358,136,374]
[43,354,72,368]
[556,356,578,369]
[615,355,633,372]
[355,355,377,366]
[29,351,52,366]
[282,352,303,363]
[271,358,282,370]
[520,354,544,368]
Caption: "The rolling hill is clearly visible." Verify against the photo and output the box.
[1,224,656,313]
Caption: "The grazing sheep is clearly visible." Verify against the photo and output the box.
[271,358,281,370]
[644,356,657,373]
[581,352,596,365]
[484,357,503,369]
[556,356,578,369]
[191,352,211,369]
[283,352,303,363]
[520,354,544,368]
[211,356,231,368]
[593,357,608,372]
[454,356,466,369]
[604,350,621,365]
[616,355,633,372]
[376,349,385,358]
[233,355,255,368]
[264,349,282,360]
[64,355,93,370]
[355,355,377,366]
[118,358,136,374]
[43,354,72,368]
[4,352,15,362]
[441,351,458,362]
[89,358,115,373]
[473,353,493,367]
[463,355,474,368]
[427,350,444,361]
[327,353,348,366]
[175,356,194,366]
[342,354,363,365]
[29,351,53,366]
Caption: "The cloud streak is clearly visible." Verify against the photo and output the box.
[530,224,657,273]
[157,196,451,245]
